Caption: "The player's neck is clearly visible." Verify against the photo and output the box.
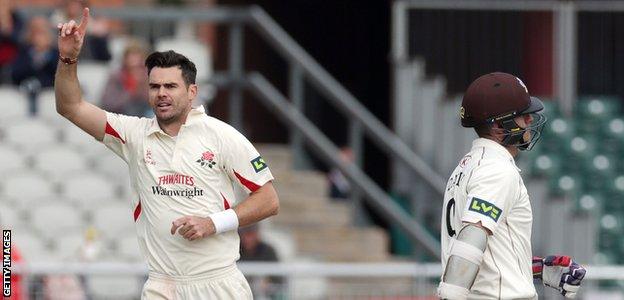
[481,135,519,158]
[158,117,187,137]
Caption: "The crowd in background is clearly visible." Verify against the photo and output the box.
[0,0,152,117]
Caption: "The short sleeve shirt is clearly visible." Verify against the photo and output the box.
[440,138,535,299]
[101,105,274,276]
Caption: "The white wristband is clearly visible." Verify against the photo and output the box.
[437,282,469,300]
[209,209,239,234]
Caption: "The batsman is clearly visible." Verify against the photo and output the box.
[437,73,586,299]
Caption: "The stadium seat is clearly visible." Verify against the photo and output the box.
[600,176,624,213]
[540,99,561,119]
[11,230,52,263]
[61,172,117,202]
[576,97,621,135]
[565,136,597,169]
[62,124,108,154]
[540,117,575,153]
[87,275,143,300]
[31,203,84,238]
[599,117,624,155]
[77,62,109,104]
[582,154,616,191]
[4,118,59,149]
[0,202,23,229]
[3,171,55,200]
[0,86,28,120]
[34,146,90,178]
[36,89,68,124]
[93,150,129,181]
[53,228,109,262]
[92,203,135,240]
[116,234,142,261]
[573,193,602,214]
[155,38,212,83]
[529,153,562,178]
[0,145,28,176]
[548,174,581,197]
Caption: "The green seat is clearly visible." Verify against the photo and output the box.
[601,213,624,233]
[601,175,624,212]
[598,118,624,155]
[540,117,575,153]
[559,136,597,173]
[573,192,602,214]
[548,174,581,198]
[529,153,562,178]
[540,99,561,119]
[576,96,622,135]
[581,154,616,191]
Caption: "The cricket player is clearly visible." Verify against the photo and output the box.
[55,8,279,299]
[437,73,586,299]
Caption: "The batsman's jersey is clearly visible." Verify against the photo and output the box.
[440,138,536,299]
[100,105,274,276]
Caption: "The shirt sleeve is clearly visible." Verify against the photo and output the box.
[221,126,274,194]
[461,162,520,233]
[100,112,144,163]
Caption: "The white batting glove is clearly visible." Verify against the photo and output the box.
[533,255,587,298]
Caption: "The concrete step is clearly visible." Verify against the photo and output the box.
[272,169,328,198]
[256,144,292,172]
[292,227,389,262]
[273,199,352,227]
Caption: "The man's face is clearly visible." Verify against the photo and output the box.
[148,67,196,125]
[514,114,534,141]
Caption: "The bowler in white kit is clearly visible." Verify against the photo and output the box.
[55,8,279,299]
[437,73,586,299]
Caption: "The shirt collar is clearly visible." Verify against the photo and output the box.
[146,105,206,136]
[471,138,520,171]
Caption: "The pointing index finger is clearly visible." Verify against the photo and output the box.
[77,7,90,33]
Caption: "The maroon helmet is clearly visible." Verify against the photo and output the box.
[460,72,547,150]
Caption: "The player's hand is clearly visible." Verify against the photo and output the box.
[170,216,216,241]
[57,7,89,59]
[535,255,586,298]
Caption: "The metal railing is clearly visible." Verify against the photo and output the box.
[25,5,444,257]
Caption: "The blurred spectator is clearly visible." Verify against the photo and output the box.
[11,16,58,115]
[100,39,150,116]
[239,224,282,299]
[0,0,24,84]
[328,147,354,199]
[50,0,111,62]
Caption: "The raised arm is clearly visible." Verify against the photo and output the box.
[55,7,106,141]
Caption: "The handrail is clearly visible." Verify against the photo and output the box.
[246,72,440,258]
[248,6,446,195]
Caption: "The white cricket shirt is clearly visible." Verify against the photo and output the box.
[101,105,274,276]
[440,138,536,299]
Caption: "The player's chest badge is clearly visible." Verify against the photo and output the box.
[197,151,217,168]
[144,149,156,166]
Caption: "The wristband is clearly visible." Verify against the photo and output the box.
[209,209,239,234]
[437,282,469,300]
[59,55,78,65]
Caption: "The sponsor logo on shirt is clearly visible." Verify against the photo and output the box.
[158,173,195,186]
[197,151,217,168]
[468,197,501,222]
[251,156,267,173]
[151,186,204,199]
[153,173,204,199]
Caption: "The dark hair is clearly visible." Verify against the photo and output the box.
[145,50,197,86]
[474,123,492,138]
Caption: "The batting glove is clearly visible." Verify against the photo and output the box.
[533,255,586,298]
